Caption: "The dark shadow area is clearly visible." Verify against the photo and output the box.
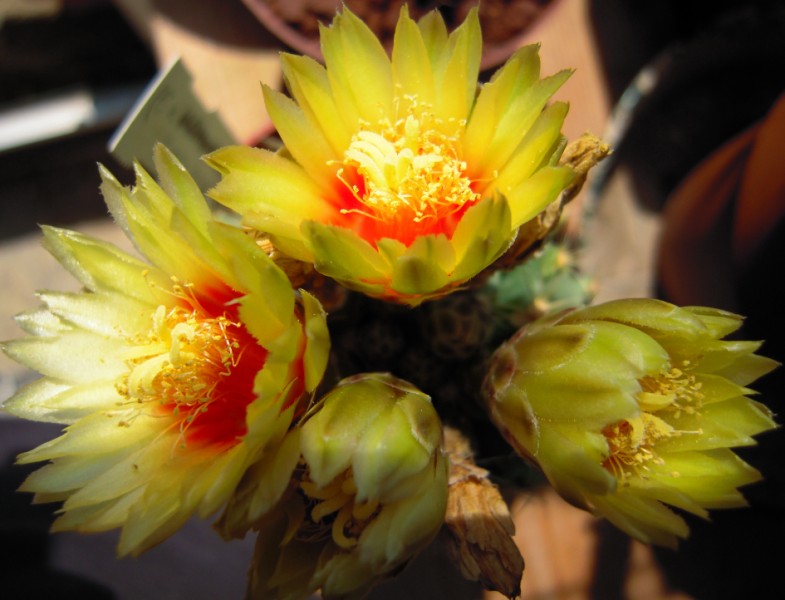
[589,521,632,600]
[0,129,125,240]
[653,502,785,599]
[0,3,154,104]
[588,0,785,105]
[0,420,115,600]
[590,0,785,210]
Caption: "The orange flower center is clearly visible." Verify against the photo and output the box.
[121,298,267,452]
[335,100,479,246]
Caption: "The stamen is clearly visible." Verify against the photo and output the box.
[298,470,381,549]
[336,97,479,240]
[331,504,356,549]
[603,361,707,482]
[117,300,258,450]
[638,361,705,417]
[312,492,352,522]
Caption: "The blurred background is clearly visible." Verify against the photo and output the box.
[1,1,784,598]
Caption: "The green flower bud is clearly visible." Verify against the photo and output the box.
[484,299,778,547]
[247,373,448,600]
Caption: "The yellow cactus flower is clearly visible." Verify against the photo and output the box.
[223,373,448,600]
[207,6,574,305]
[484,299,778,546]
[1,145,329,556]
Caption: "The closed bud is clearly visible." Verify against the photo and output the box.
[247,373,448,600]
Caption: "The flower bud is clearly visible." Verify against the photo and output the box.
[484,299,778,546]
[247,373,448,599]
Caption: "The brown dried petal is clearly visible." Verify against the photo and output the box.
[559,132,612,204]
[443,427,524,599]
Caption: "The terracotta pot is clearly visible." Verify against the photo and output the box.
[239,0,557,70]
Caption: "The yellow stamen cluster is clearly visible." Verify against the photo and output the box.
[299,470,380,549]
[338,98,479,226]
[602,414,674,481]
[119,304,241,441]
[603,362,705,482]
[638,361,705,417]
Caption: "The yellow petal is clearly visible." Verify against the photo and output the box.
[206,145,336,231]
[4,332,127,384]
[39,290,152,337]
[4,378,124,424]
[17,411,157,464]
[506,165,575,228]
[153,144,212,238]
[464,45,542,172]
[495,101,569,192]
[433,7,481,126]
[483,70,572,173]
[391,6,435,106]
[41,226,167,301]
[301,290,330,393]
[12,306,71,336]
[319,9,394,127]
[648,449,761,508]
[657,397,776,452]
[375,237,408,265]
[417,8,449,66]
[280,53,352,155]
[391,254,451,299]
[592,493,687,547]
[263,84,337,187]
[301,221,389,283]
[451,195,513,281]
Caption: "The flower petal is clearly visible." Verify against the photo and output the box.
[657,397,776,452]
[433,7,481,126]
[4,332,128,383]
[320,9,394,127]
[482,70,572,174]
[41,226,167,301]
[301,221,389,283]
[464,45,542,174]
[391,6,436,106]
[280,54,352,156]
[206,145,336,230]
[391,246,453,299]
[506,165,575,228]
[495,101,569,192]
[301,290,330,392]
[262,84,338,188]
[451,195,513,281]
